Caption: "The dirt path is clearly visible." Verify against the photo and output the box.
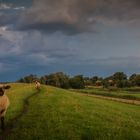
[83,93,140,105]
[0,90,40,140]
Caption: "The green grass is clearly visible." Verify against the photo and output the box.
[6,83,36,122]
[2,84,140,140]
[74,87,140,100]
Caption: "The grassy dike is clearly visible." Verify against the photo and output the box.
[1,84,140,140]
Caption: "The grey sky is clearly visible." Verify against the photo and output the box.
[0,0,140,81]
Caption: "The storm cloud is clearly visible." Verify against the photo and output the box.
[17,0,140,34]
[0,0,140,81]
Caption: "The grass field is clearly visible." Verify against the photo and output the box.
[1,83,140,140]
[6,83,36,123]
[74,87,140,100]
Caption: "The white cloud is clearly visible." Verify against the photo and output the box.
[0,26,7,31]
[13,6,25,10]
[0,3,12,9]
[0,3,25,10]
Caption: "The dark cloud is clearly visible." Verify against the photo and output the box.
[1,0,140,81]
[17,0,140,34]
[0,8,24,28]
[1,0,32,7]
[19,22,84,35]
[1,0,140,33]
[0,0,32,28]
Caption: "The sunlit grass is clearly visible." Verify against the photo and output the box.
[3,84,140,140]
[6,83,36,122]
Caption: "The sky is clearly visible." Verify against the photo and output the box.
[0,0,140,81]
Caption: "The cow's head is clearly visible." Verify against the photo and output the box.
[0,85,11,96]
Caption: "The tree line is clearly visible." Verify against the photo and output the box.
[17,72,140,89]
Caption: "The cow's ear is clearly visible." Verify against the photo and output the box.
[0,88,4,96]
[4,85,11,89]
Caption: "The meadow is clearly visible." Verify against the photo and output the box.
[1,83,140,140]
[74,86,140,101]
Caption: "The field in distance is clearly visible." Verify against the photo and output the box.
[74,86,140,101]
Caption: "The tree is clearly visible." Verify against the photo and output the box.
[113,72,127,81]
[69,75,85,89]
[91,76,99,85]
[129,74,137,86]
[40,76,46,84]
[131,75,140,86]
[129,74,137,81]
[17,74,38,83]
[102,78,114,88]
[44,72,70,89]
[111,72,128,88]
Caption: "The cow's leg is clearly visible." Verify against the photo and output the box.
[1,117,5,130]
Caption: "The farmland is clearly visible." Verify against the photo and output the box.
[74,86,140,101]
